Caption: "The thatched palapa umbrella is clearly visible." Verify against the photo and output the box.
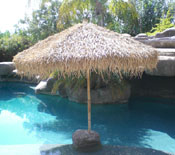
[13,22,158,150]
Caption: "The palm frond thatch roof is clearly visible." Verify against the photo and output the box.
[13,22,158,78]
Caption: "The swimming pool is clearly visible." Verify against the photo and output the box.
[0,82,175,153]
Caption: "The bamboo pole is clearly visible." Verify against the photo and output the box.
[87,69,91,133]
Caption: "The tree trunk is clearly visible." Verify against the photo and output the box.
[95,0,104,26]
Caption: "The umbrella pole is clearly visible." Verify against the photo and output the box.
[87,69,91,133]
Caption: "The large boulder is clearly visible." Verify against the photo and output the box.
[35,77,56,94]
[35,74,131,104]
[0,62,15,76]
[66,81,131,104]
[72,129,101,152]
[35,81,47,94]
[155,27,175,38]
[134,28,175,48]
[147,56,175,77]
[134,29,175,78]
[144,37,175,48]
[122,33,131,37]
[134,33,153,41]
[131,74,175,99]
[135,33,148,38]
[56,77,131,104]
[146,48,175,77]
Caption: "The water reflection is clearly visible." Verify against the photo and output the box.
[1,82,175,153]
[0,82,34,100]
[36,94,175,152]
[0,110,40,145]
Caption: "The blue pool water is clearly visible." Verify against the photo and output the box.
[0,82,175,153]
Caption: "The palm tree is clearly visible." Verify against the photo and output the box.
[58,0,108,27]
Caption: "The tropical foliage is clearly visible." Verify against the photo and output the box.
[109,0,139,35]
[58,0,111,29]
[0,0,60,61]
[20,0,61,43]
[0,30,32,61]
[147,9,175,36]
[0,0,175,62]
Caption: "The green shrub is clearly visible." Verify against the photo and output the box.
[0,31,32,62]
[147,9,174,36]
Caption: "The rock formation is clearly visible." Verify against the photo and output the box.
[0,62,15,76]
[35,74,131,104]
[133,27,175,99]
[135,28,175,77]
[135,28,175,48]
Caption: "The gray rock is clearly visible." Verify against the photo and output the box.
[145,48,175,77]
[122,33,131,37]
[146,56,175,77]
[9,69,19,78]
[135,33,148,38]
[157,48,175,56]
[134,37,148,41]
[155,27,175,38]
[66,83,130,104]
[46,77,56,90]
[134,34,153,42]
[134,29,175,78]
[35,81,47,94]
[36,73,131,104]
[40,144,170,155]
[72,129,101,152]
[58,83,68,98]
[0,62,15,76]
[35,77,55,94]
[131,74,175,99]
[144,37,175,48]
[134,28,175,48]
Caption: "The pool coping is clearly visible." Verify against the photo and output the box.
[40,144,172,155]
[0,144,170,155]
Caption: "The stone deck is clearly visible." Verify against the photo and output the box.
[41,144,171,155]
[0,144,170,155]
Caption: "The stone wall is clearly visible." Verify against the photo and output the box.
[130,74,175,99]
[0,62,39,84]
[134,28,175,48]
[0,62,15,77]
[133,28,175,99]
[134,28,175,77]
[35,75,131,104]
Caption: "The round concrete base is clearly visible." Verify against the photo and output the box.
[72,129,101,152]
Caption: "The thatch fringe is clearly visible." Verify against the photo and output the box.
[13,22,158,79]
